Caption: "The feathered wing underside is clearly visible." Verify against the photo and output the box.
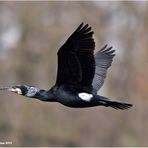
[92,45,115,94]
[56,23,95,92]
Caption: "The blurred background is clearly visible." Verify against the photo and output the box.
[0,1,148,147]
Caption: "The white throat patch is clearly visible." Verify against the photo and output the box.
[78,93,93,102]
[11,88,22,95]
[16,88,22,95]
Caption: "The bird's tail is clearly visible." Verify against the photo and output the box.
[98,96,133,110]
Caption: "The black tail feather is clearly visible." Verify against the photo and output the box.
[98,96,133,110]
[106,101,133,110]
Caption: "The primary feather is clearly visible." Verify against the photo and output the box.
[92,44,115,94]
[56,23,95,92]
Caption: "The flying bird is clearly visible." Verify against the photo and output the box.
[0,23,132,110]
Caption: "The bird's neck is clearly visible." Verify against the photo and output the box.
[32,89,56,102]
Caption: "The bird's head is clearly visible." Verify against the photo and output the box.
[8,85,28,95]
[0,85,40,97]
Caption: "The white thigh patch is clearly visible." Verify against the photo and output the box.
[78,93,93,102]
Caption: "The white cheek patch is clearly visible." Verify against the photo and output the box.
[16,88,22,95]
[78,93,93,102]
[11,88,22,95]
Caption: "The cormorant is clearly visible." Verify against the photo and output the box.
[0,23,132,110]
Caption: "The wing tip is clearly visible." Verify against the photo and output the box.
[99,44,115,56]
[77,22,93,34]
[80,22,84,26]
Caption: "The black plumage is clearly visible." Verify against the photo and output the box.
[56,23,95,91]
[0,23,132,110]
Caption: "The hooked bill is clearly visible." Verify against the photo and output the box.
[0,87,11,91]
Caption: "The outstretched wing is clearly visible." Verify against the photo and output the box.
[56,23,95,92]
[92,45,115,94]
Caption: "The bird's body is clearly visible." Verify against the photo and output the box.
[0,23,132,110]
[24,85,131,109]
[50,85,95,108]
